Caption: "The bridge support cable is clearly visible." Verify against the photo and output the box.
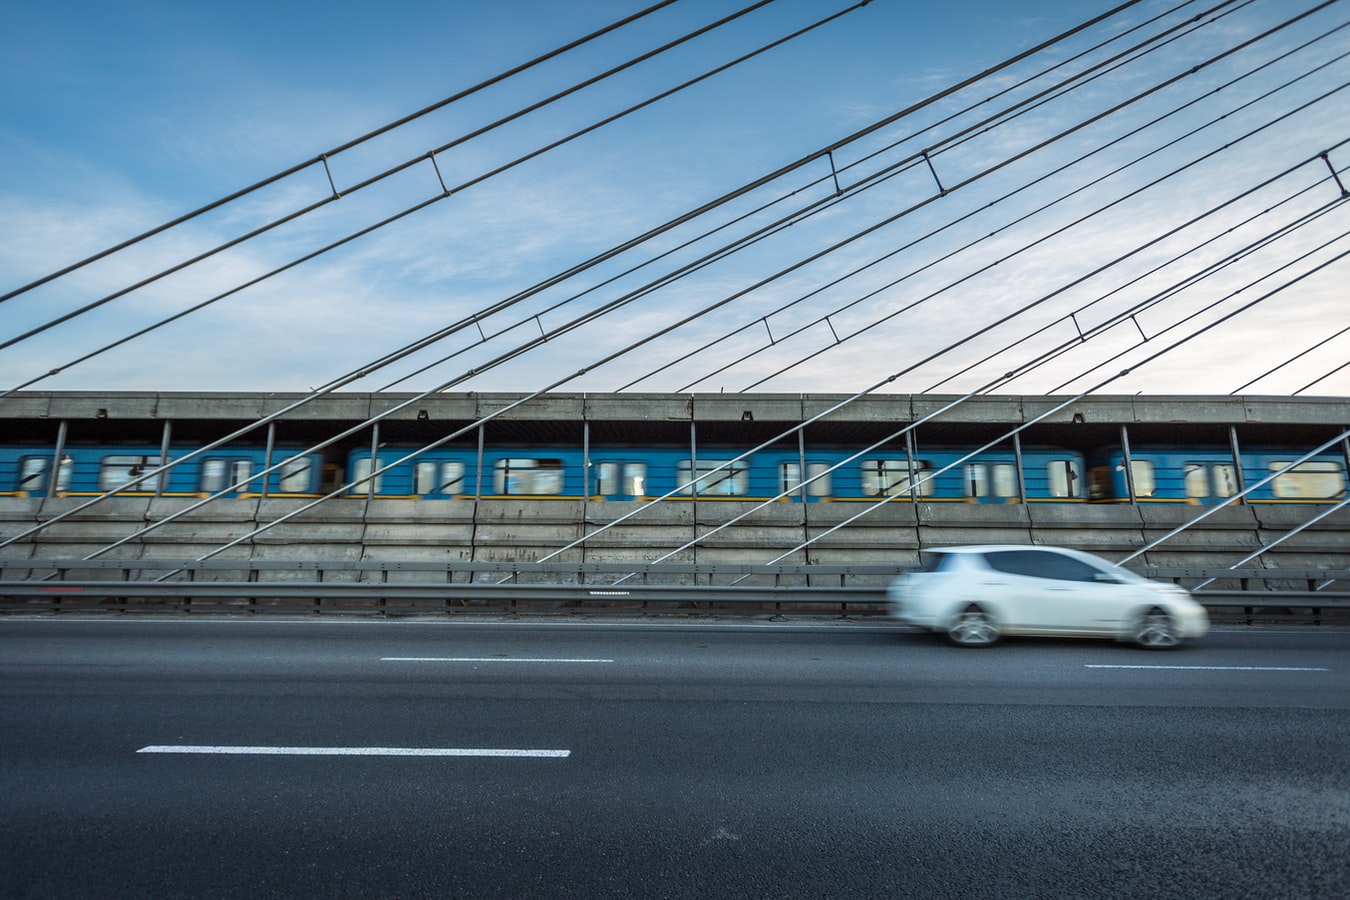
[0,1,745,310]
[633,31,1350,393]
[58,42,1344,564]
[9,2,1343,571]
[0,3,1169,550]
[532,194,1350,577]
[1188,494,1350,590]
[2,1,1145,401]
[935,161,1350,394]
[0,0,868,381]
[1234,324,1350,392]
[531,220,1347,576]
[724,42,1350,391]
[1120,427,1350,567]
[745,250,1350,576]
[455,5,1350,408]
[372,0,1197,391]
[740,120,1348,393]
[1044,225,1350,394]
[1296,360,1350,394]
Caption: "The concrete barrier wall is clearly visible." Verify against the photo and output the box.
[3,495,1346,586]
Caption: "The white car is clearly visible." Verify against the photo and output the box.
[887,545,1208,648]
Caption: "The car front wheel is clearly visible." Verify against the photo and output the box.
[947,605,1000,647]
[1133,607,1180,649]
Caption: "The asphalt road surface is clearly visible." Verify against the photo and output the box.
[3,616,1348,898]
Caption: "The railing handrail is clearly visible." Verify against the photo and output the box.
[3,557,1347,580]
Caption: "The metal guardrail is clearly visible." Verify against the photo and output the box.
[1,559,1347,620]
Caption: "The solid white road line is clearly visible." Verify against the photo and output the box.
[1085,665,1329,671]
[381,657,614,663]
[137,745,570,757]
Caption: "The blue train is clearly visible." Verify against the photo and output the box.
[1088,447,1348,504]
[343,445,1087,503]
[4,440,1344,506]
[0,445,327,499]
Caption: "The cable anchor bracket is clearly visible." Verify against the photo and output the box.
[321,155,342,200]
[922,150,947,196]
[1321,152,1348,199]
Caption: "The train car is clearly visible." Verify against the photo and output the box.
[0,445,327,499]
[344,446,1087,503]
[345,447,733,500]
[1088,447,1349,504]
[823,448,1084,503]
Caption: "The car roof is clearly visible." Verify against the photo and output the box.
[923,545,1113,564]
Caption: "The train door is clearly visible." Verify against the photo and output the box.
[779,461,832,502]
[1183,462,1239,504]
[17,455,73,497]
[98,454,168,494]
[963,462,1019,503]
[592,461,647,500]
[414,460,467,498]
[200,458,254,496]
[1046,458,1084,499]
[860,458,931,499]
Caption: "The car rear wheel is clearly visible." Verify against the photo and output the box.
[947,605,1000,647]
[1133,607,1180,649]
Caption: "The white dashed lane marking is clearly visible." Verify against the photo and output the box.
[137,746,570,758]
[1086,665,1329,671]
[381,657,615,663]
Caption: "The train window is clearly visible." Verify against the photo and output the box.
[495,458,565,495]
[594,462,647,496]
[1184,463,1237,499]
[1270,461,1346,499]
[780,462,831,497]
[18,457,48,492]
[678,459,749,496]
[623,463,646,496]
[862,459,931,497]
[1213,465,1238,497]
[595,463,619,495]
[278,457,313,493]
[1047,459,1083,499]
[964,465,988,498]
[963,464,1017,499]
[1183,464,1207,498]
[201,459,253,493]
[99,455,164,493]
[351,456,383,494]
[415,461,464,496]
[1128,460,1155,498]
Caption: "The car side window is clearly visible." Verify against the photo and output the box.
[984,550,1101,582]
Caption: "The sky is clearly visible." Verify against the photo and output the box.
[1,0,1347,399]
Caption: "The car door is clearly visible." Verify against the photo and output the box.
[981,550,1127,635]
